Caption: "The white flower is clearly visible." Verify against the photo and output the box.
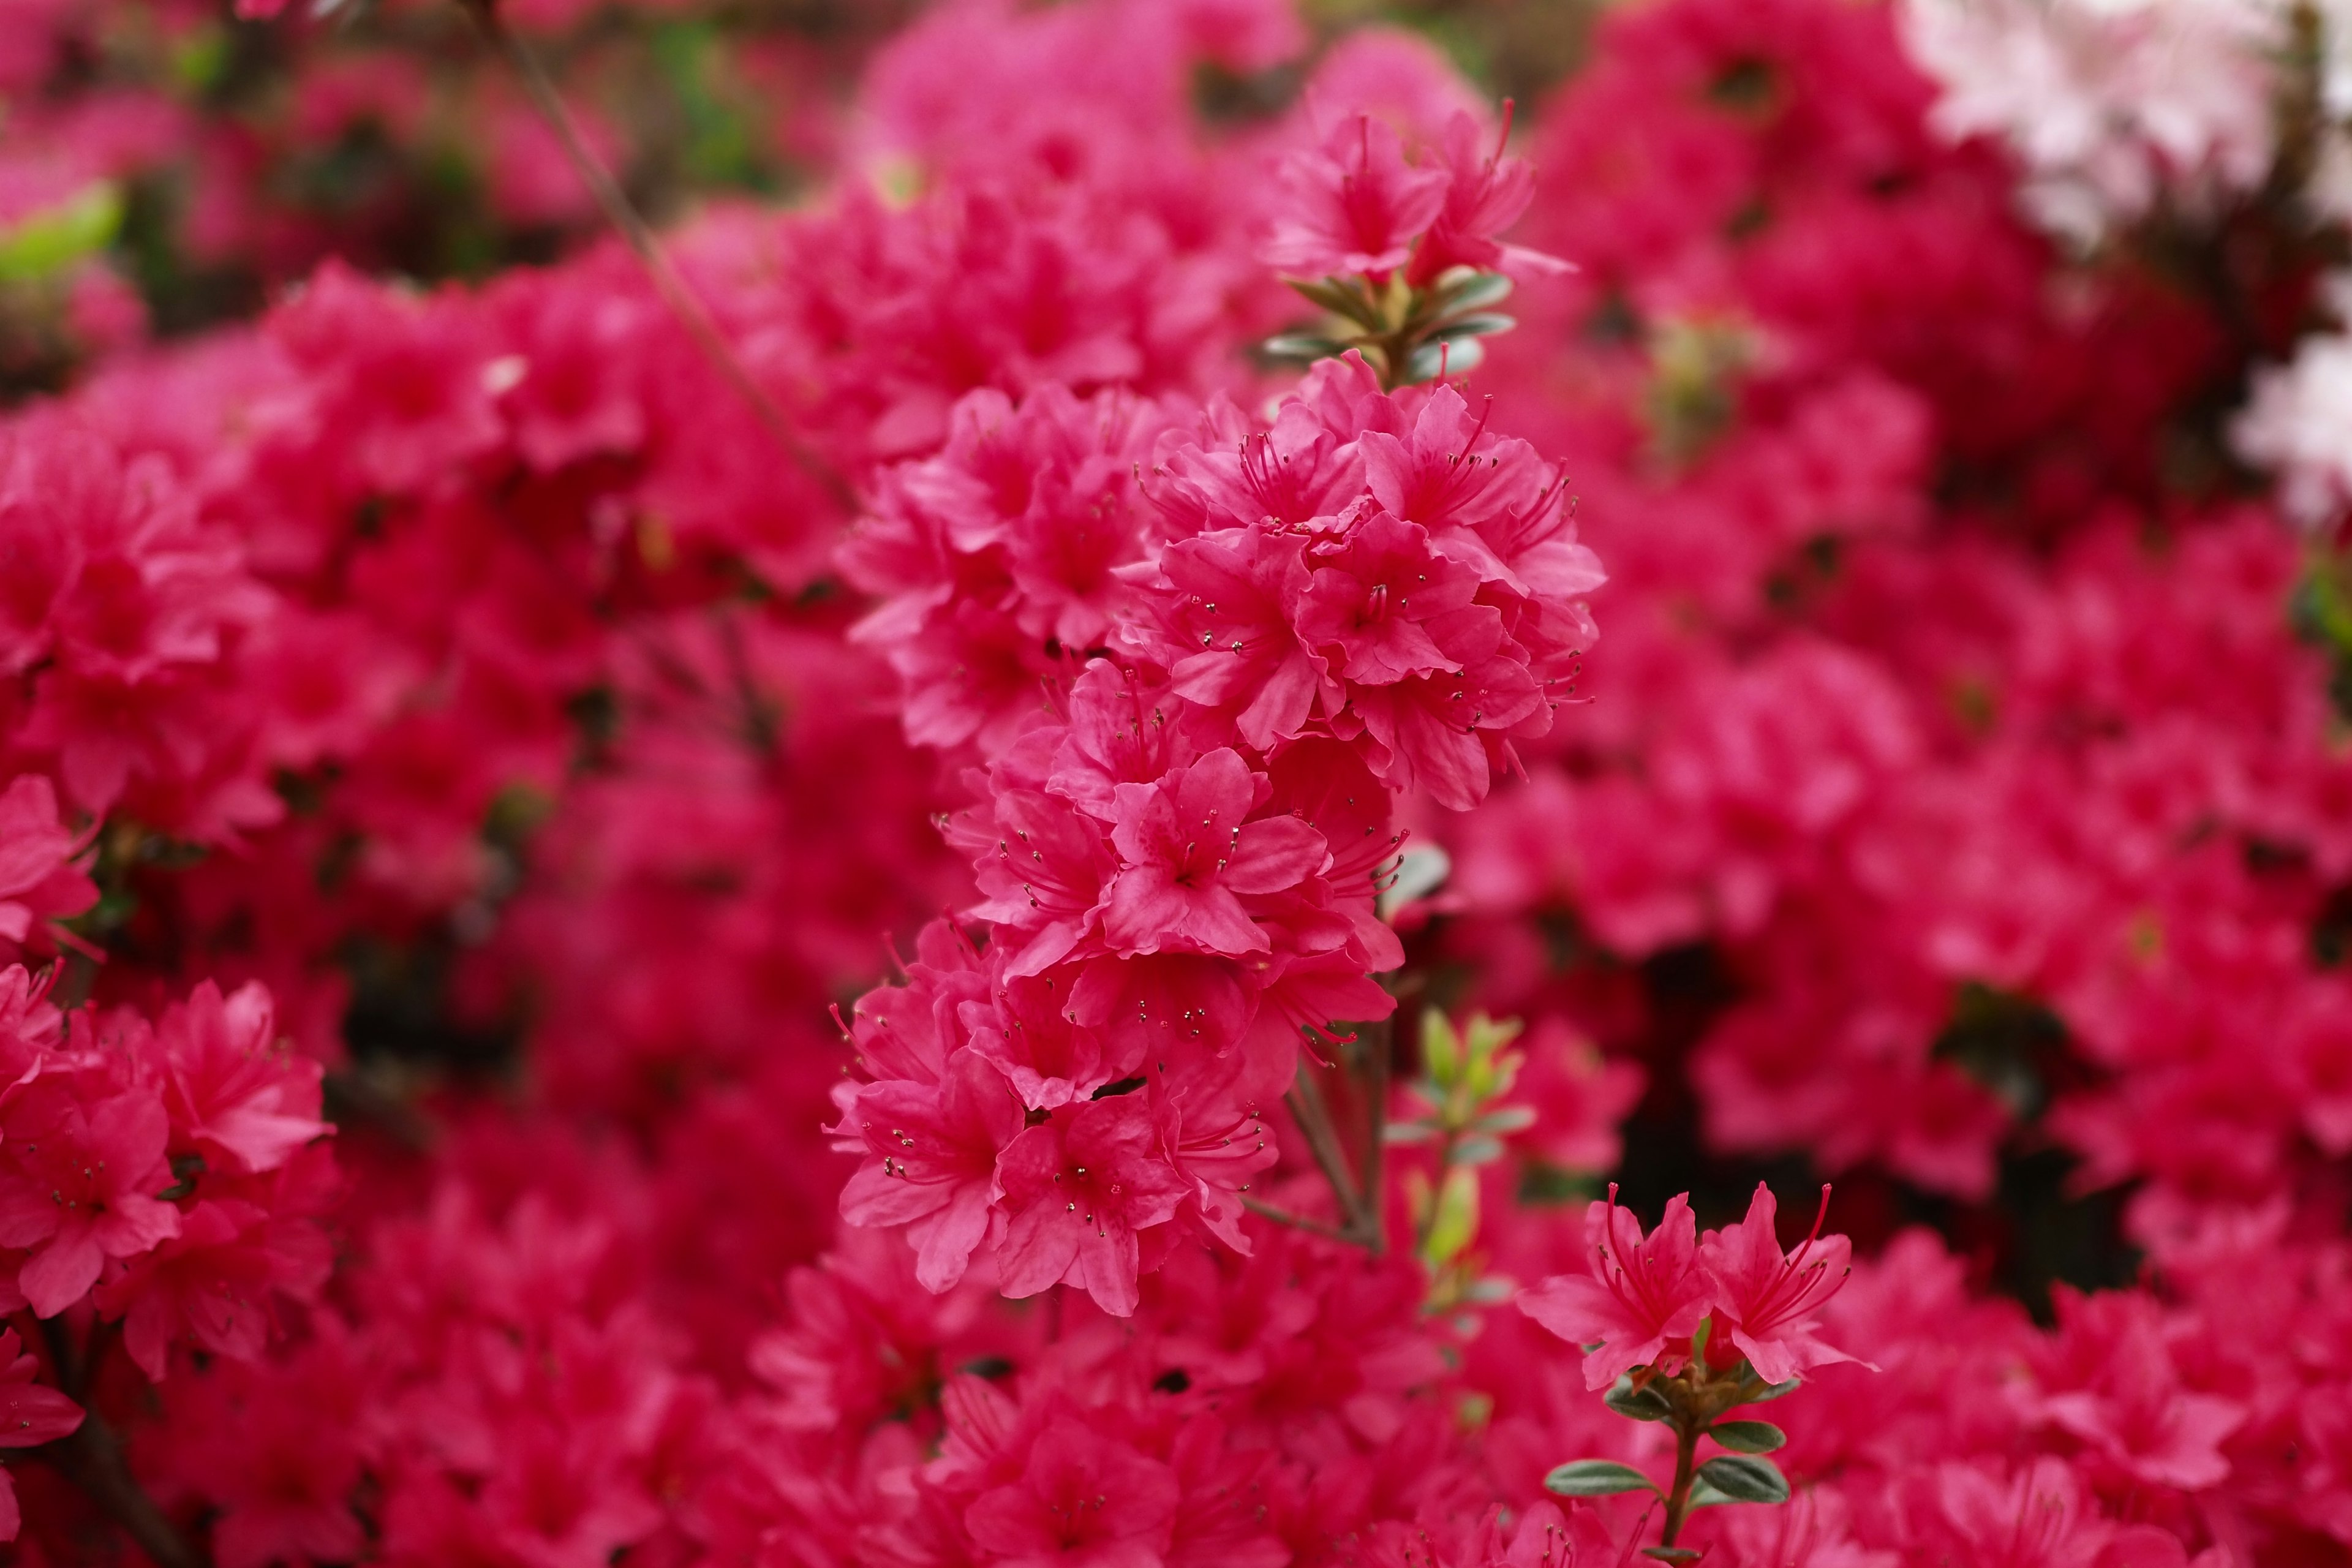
[1897,0,2291,244]
[2234,276,2352,529]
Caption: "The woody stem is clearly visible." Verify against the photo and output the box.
[1659,1408,1700,1550]
[1240,1194,1358,1243]
[32,1318,204,1568]
[1285,1071,1378,1248]
[455,0,859,515]
[1357,1017,1389,1251]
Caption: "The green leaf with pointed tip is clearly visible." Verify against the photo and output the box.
[1286,276,1384,330]
[1262,333,1346,362]
[1421,1011,1463,1089]
[1707,1420,1787,1454]
[1472,1105,1537,1136]
[1439,271,1514,313]
[1544,1460,1660,1498]
[1694,1455,1790,1505]
[1406,336,1483,383]
[1431,312,1517,341]
[1745,1377,1803,1403]
[1602,1376,1673,1423]
[0,183,123,285]
[1423,1164,1479,1267]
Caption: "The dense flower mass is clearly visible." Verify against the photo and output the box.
[1,0,2351,1562]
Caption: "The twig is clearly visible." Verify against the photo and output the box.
[33,1319,203,1568]
[1358,1017,1390,1251]
[1284,1069,1383,1250]
[456,0,861,517]
[1240,1194,1357,1243]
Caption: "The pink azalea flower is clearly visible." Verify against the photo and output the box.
[1101,749,1330,959]
[0,776,96,956]
[1697,1183,1863,1385]
[154,979,330,1175]
[837,1049,1023,1294]
[1262,112,1450,279]
[0,1079,181,1317]
[1404,105,1572,285]
[0,1327,82,1542]
[994,1095,1191,1316]
[964,1416,1179,1568]
[1518,1187,1711,1389]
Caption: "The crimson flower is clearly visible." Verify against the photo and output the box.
[1294,511,1483,688]
[964,1417,1179,1568]
[1101,749,1329,959]
[836,1049,1022,1294]
[155,980,330,1175]
[994,1095,1190,1316]
[0,776,96,956]
[1404,107,1572,286]
[0,1079,181,1317]
[1518,1187,1711,1390]
[0,1327,81,1541]
[1697,1182,1862,1385]
[1263,113,1449,279]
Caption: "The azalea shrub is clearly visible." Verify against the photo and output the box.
[2,0,2352,1564]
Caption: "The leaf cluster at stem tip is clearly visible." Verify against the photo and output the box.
[1265,268,1519,390]
[1544,1357,1803,1555]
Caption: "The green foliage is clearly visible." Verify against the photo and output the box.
[0,185,125,287]
[1265,266,1523,389]
[1707,1420,1787,1454]
[1692,1454,1791,1506]
[1545,1460,1660,1497]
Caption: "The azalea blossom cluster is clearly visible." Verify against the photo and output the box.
[0,0,2343,1564]
[833,346,1600,1314]
[0,967,333,1542]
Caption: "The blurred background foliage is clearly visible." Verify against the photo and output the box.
[0,0,1604,398]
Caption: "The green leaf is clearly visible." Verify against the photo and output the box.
[1449,1134,1502,1167]
[1423,1164,1479,1267]
[1431,312,1517,341]
[1438,271,1513,313]
[0,183,124,285]
[1405,336,1483,383]
[1383,1120,1439,1145]
[1694,1455,1790,1505]
[1285,276,1384,330]
[1421,1012,1463,1090]
[1262,333,1346,362]
[1472,1105,1537,1136]
[1745,1378,1803,1403]
[1543,1460,1659,1498]
[1640,1550,1702,1563]
[1708,1420,1787,1454]
[1602,1376,1673,1423]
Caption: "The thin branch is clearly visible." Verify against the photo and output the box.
[33,1319,204,1568]
[1357,1017,1390,1255]
[1286,1074,1362,1211]
[1240,1194,1357,1243]
[1285,1070,1383,1250]
[456,0,861,517]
